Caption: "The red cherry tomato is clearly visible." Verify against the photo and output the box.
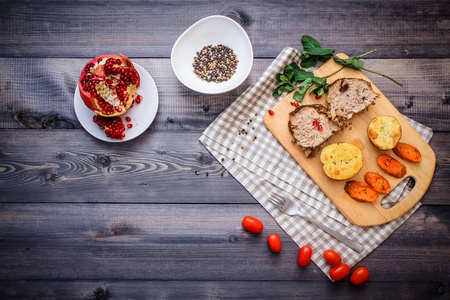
[350,267,370,285]
[267,233,282,252]
[297,245,313,267]
[323,249,342,266]
[329,263,350,281]
[241,216,263,233]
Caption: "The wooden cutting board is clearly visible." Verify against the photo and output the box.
[264,53,436,227]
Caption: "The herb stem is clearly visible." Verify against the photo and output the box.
[323,66,345,79]
[357,49,377,58]
[362,67,403,87]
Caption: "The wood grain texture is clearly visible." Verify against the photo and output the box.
[0,130,448,205]
[0,281,447,299]
[0,58,449,131]
[0,203,448,282]
[0,0,449,58]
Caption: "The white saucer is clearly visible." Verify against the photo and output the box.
[74,63,159,142]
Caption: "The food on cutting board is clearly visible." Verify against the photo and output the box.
[377,154,407,178]
[320,143,363,180]
[79,54,140,117]
[393,142,422,163]
[289,105,341,157]
[344,181,379,202]
[364,172,391,193]
[241,216,264,233]
[327,78,380,127]
[367,115,402,150]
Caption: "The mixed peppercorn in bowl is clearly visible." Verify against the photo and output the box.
[171,15,253,94]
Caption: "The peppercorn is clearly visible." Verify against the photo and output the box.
[192,44,238,83]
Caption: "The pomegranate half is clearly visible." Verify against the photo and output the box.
[79,54,140,117]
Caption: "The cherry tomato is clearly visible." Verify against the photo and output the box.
[323,249,342,266]
[350,267,370,285]
[267,233,282,252]
[241,216,263,233]
[329,263,350,281]
[297,245,313,267]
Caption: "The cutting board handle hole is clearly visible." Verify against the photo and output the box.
[381,177,416,209]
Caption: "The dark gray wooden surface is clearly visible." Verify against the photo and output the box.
[0,0,449,299]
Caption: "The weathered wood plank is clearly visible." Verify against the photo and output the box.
[0,130,448,205]
[0,58,449,131]
[0,203,448,282]
[0,1,449,58]
[0,280,447,299]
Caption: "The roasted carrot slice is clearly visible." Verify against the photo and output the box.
[344,181,379,203]
[364,172,391,193]
[393,142,422,163]
[377,154,407,178]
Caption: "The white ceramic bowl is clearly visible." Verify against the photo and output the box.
[171,15,253,94]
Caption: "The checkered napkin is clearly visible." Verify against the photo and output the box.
[199,47,433,279]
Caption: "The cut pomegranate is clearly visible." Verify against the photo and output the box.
[79,54,140,117]
[93,115,126,139]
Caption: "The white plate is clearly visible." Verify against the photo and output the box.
[171,15,253,94]
[74,63,159,142]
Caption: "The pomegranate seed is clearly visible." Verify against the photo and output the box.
[93,115,125,139]
[315,95,321,99]
[318,124,323,131]
[125,117,131,122]
[127,124,133,129]
[313,120,318,127]
[268,110,275,115]
[294,102,299,107]
[135,95,143,104]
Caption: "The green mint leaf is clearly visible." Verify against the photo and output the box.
[312,76,326,86]
[301,35,321,49]
[283,64,294,80]
[294,69,314,81]
[301,50,311,59]
[293,90,304,102]
[275,73,283,83]
[308,47,335,56]
[333,56,364,70]
[300,56,319,68]
[279,74,289,83]
[294,78,313,102]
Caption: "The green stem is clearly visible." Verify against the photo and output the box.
[323,66,345,78]
[362,67,403,87]
[357,49,377,58]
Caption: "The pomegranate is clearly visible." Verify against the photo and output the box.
[79,54,140,117]
[93,115,126,140]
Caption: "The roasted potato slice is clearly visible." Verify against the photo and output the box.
[344,181,379,202]
[393,142,422,163]
[364,172,391,193]
[377,154,407,178]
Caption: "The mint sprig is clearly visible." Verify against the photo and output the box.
[333,49,402,86]
[300,35,335,68]
[273,62,329,102]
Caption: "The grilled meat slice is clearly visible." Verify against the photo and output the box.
[327,78,380,127]
[288,104,341,158]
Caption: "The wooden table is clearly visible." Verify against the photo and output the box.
[0,1,449,298]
